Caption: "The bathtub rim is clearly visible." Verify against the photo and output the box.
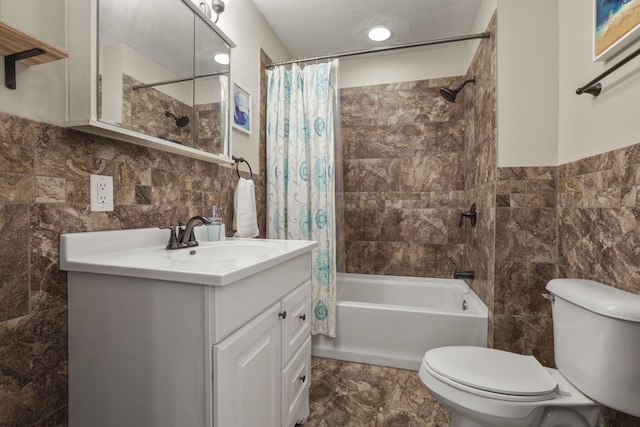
[338,272,488,317]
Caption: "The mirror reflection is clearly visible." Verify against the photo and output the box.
[98,0,231,156]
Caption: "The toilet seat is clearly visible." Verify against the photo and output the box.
[423,346,559,402]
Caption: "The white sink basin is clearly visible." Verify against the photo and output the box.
[165,240,282,269]
[60,228,316,286]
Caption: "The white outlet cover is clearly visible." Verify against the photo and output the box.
[90,174,114,212]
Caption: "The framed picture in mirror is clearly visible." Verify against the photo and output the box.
[233,82,251,134]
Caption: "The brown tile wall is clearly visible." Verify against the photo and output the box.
[0,111,264,424]
[558,145,640,288]
[340,80,467,278]
[461,14,497,345]
[493,167,557,367]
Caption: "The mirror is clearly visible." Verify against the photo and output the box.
[97,0,232,156]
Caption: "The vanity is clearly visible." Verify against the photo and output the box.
[60,228,316,427]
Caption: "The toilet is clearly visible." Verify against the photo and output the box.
[419,278,640,427]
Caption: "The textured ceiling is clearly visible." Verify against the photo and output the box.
[251,0,484,59]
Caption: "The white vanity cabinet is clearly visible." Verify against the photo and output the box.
[61,229,316,427]
[215,281,311,427]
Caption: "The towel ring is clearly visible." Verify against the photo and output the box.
[232,156,253,179]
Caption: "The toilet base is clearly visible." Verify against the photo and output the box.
[421,366,601,427]
[447,408,598,427]
[450,411,502,427]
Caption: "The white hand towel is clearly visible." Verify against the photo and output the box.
[233,178,259,238]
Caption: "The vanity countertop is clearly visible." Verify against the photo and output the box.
[60,227,316,286]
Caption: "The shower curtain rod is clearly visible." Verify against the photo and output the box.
[268,32,491,68]
[131,70,229,91]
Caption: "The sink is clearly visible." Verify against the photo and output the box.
[166,240,283,270]
[60,227,316,286]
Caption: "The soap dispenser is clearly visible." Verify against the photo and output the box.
[207,206,225,241]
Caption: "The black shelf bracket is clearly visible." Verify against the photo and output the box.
[4,48,46,90]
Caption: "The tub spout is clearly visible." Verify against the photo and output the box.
[454,270,475,280]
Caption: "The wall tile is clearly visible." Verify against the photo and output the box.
[412,209,449,245]
[0,306,68,426]
[340,93,379,127]
[493,314,554,367]
[377,208,413,242]
[0,174,35,202]
[343,205,377,241]
[526,208,557,263]
[0,204,30,322]
[35,177,66,203]
[35,148,67,178]
[0,142,34,173]
[495,261,554,317]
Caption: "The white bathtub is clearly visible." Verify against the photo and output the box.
[312,273,488,371]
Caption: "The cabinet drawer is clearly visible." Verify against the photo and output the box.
[281,336,311,427]
[280,280,311,363]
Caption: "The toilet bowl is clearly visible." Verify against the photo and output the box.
[418,279,640,427]
[419,346,601,427]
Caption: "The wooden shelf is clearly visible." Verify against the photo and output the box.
[0,21,67,65]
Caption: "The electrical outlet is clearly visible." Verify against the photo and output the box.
[90,174,114,212]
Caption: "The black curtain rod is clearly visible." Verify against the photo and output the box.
[576,45,640,96]
[268,32,491,68]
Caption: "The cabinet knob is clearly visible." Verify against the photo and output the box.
[298,314,306,321]
[278,311,287,319]
[298,375,306,383]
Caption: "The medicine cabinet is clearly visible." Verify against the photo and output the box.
[67,0,235,164]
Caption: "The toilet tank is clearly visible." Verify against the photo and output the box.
[546,279,640,417]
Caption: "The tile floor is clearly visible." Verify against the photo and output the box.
[306,357,449,427]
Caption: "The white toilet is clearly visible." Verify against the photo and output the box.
[419,278,640,427]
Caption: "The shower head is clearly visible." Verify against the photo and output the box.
[439,78,476,103]
[164,110,190,128]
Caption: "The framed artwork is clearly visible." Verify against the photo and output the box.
[232,82,251,134]
[594,0,640,61]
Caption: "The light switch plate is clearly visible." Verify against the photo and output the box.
[90,174,114,212]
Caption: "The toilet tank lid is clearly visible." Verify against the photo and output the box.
[547,279,640,322]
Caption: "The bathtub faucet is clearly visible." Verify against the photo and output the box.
[454,270,475,280]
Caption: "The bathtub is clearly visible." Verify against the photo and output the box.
[312,273,488,371]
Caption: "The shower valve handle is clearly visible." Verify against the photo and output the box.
[459,203,478,227]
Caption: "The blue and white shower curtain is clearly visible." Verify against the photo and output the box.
[266,60,338,337]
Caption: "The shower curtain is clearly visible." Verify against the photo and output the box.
[266,60,338,337]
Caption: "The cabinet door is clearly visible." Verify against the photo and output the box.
[214,302,281,427]
[281,281,311,363]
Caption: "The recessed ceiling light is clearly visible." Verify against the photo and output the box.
[368,27,391,42]
[214,53,230,65]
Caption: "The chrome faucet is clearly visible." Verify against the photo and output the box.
[160,215,212,250]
